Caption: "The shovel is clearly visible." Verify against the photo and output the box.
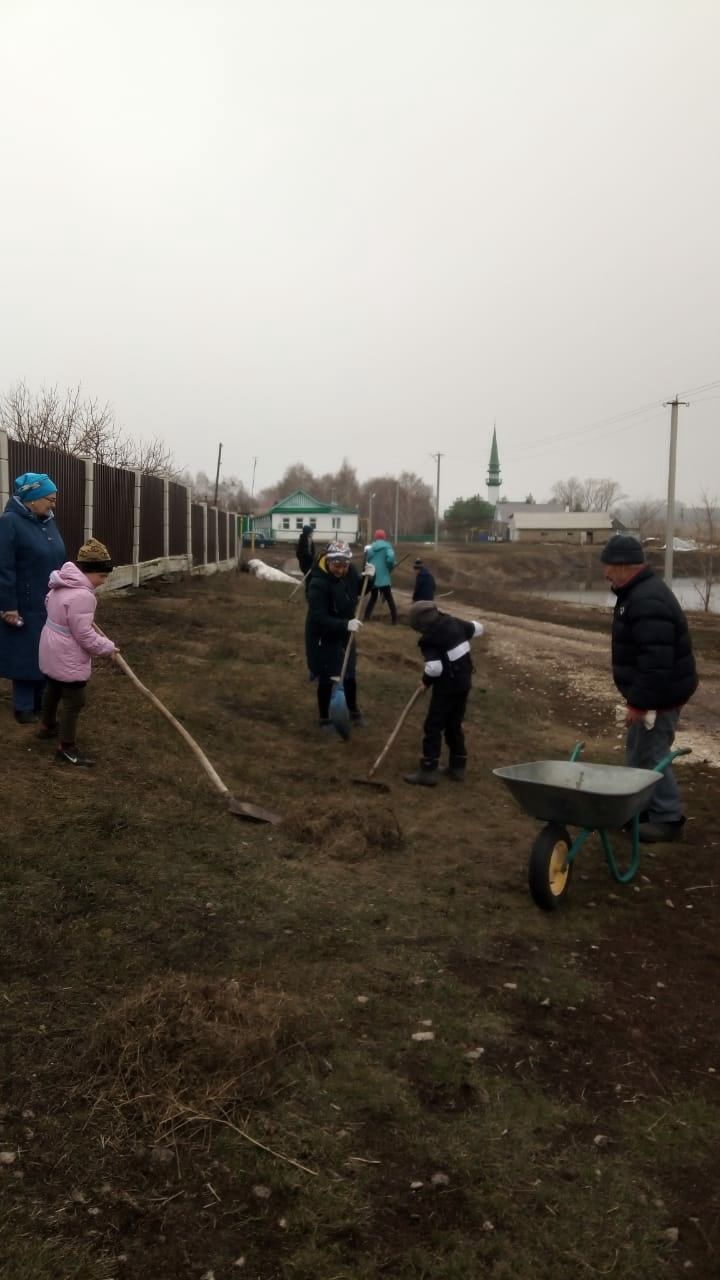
[108,646,281,824]
[353,684,426,791]
[328,571,372,740]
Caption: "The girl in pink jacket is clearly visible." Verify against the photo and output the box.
[38,538,118,766]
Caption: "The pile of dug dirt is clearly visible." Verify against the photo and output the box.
[283,798,403,861]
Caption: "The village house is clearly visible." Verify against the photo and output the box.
[507,510,615,544]
[251,489,360,545]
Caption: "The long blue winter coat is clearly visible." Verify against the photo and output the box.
[0,497,66,681]
[366,538,396,588]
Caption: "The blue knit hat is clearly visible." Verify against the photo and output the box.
[14,472,57,501]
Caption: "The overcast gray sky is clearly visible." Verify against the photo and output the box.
[1,0,718,510]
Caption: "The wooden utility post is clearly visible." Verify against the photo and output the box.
[663,396,689,589]
[213,442,223,506]
[432,453,443,551]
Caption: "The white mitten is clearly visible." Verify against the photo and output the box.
[347,618,363,633]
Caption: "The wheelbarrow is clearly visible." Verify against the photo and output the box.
[493,742,691,910]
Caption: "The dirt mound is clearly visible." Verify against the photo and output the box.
[284,798,403,860]
[78,974,299,1140]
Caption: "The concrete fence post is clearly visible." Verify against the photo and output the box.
[202,502,208,567]
[80,455,94,540]
[0,430,9,510]
[163,477,170,560]
[132,469,142,587]
[186,485,192,568]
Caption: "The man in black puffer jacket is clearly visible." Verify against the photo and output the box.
[600,534,698,843]
[403,600,485,786]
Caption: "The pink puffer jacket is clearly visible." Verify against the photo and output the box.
[39,562,115,682]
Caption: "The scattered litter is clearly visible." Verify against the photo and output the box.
[431,1172,450,1186]
[410,1180,424,1189]
[412,1031,435,1042]
[356,995,369,1004]
[662,1227,679,1245]
[253,1185,271,1200]
[503,983,517,991]
[593,1134,609,1147]
[0,1152,17,1165]
[463,1048,485,1061]
[666,899,675,909]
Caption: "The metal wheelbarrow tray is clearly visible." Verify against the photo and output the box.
[493,743,691,911]
[493,760,662,830]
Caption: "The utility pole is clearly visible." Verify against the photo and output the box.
[213,442,223,506]
[394,481,400,545]
[663,395,689,589]
[250,456,258,499]
[368,491,376,544]
[432,453,443,551]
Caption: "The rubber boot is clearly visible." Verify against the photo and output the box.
[439,758,466,782]
[403,759,439,787]
[55,745,95,767]
[638,817,686,844]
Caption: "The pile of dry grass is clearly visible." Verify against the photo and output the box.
[284,798,403,861]
[78,974,302,1147]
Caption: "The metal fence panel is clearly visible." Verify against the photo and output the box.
[207,508,217,563]
[139,474,164,561]
[219,510,228,560]
[169,481,187,556]
[229,512,237,558]
[93,463,134,566]
[191,503,205,563]
[7,440,85,560]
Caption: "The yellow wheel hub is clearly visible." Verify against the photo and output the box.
[548,842,570,896]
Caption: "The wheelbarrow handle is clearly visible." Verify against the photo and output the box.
[655,746,692,773]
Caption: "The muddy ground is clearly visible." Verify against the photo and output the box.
[1,555,719,1279]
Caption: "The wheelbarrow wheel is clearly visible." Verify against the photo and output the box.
[528,823,573,911]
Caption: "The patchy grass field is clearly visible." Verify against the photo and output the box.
[1,568,719,1280]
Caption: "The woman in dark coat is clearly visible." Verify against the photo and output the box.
[305,540,366,730]
[0,472,66,722]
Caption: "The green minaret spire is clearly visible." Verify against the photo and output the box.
[486,424,501,490]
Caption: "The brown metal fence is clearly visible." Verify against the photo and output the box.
[191,503,205,564]
[228,513,237,558]
[219,510,228,560]
[93,463,134,566]
[7,440,85,560]
[139,474,164,561]
[169,481,187,556]
[207,507,217,563]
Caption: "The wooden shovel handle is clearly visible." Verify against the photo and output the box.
[95,624,230,798]
[336,571,372,685]
[367,684,426,779]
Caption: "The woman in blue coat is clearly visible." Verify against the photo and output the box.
[0,472,66,722]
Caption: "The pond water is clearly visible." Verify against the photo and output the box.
[538,578,720,614]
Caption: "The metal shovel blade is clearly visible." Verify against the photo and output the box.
[328,685,351,741]
[227,795,282,825]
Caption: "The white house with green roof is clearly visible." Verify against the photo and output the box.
[252,489,360,544]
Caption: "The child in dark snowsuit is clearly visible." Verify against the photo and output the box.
[404,600,484,786]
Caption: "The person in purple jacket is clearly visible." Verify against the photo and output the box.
[38,538,118,766]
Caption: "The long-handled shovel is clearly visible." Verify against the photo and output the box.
[328,572,372,740]
[353,684,426,791]
[107,644,281,824]
[287,565,313,603]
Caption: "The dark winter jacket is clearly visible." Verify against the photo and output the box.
[417,613,480,693]
[296,531,315,575]
[609,566,698,710]
[305,560,361,679]
[0,496,66,681]
[412,567,436,602]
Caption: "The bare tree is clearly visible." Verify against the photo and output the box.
[624,497,664,541]
[551,476,624,511]
[693,492,718,612]
[1,380,178,476]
